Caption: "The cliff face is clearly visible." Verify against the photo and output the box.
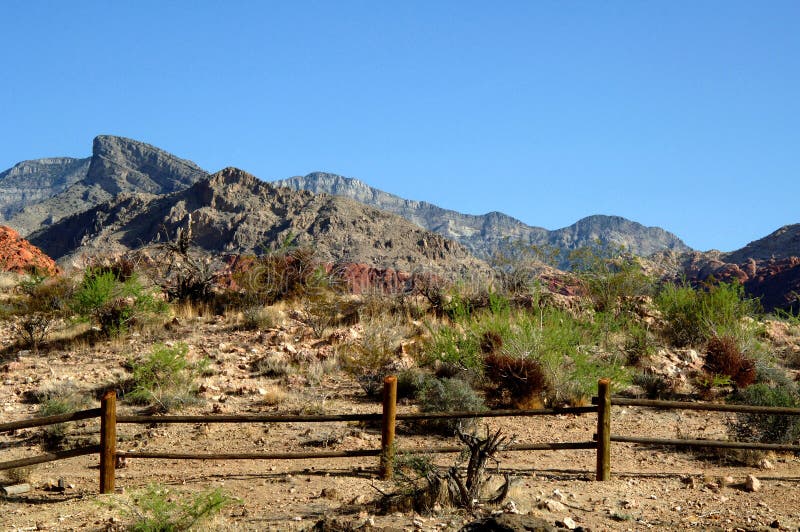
[4,135,207,236]
[0,157,90,220]
[29,168,489,278]
[273,173,691,265]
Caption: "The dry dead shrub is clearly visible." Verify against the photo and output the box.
[483,353,549,409]
[704,335,756,388]
[384,428,513,514]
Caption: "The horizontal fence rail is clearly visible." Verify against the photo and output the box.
[3,378,800,494]
[604,397,800,415]
[0,445,100,471]
[0,408,102,433]
[115,406,597,425]
[117,441,598,462]
[611,435,800,453]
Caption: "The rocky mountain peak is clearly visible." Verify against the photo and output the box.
[85,135,207,194]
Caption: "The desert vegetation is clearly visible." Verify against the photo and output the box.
[2,242,800,529]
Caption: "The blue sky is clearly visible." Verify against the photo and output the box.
[1,1,797,252]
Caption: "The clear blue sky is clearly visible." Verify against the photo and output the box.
[2,1,797,252]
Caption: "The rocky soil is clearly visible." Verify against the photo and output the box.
[2,307,800,531]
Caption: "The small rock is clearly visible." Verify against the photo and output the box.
[745,475,761,492]
[759,458,775,470]
[539,499,567,513]
[561,517,578,529]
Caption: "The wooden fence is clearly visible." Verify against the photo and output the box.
[2,378,800,494]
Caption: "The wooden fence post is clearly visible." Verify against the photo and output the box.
[380,375,398,480]
[100,390,117,494]
[596,378,611,481]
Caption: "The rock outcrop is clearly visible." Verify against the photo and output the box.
[274,172,691,265]
[5,135,207,235]
[29,168,489,278]
[0,226,59,275]
[0,157,90,221]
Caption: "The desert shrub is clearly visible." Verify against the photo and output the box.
[483,352,548,408]
[424,323,482,373]
[251,353,294,378]
[415,377,485,435]
[35,382,90,447]
[501,308,631,404]
[121,484,237,532]
[297,266,345,338]
[704,335,756,388]
[241,305,282,330]
[71,268,167,336]
[633,370,675,399]
[656,280,760,348]
[3,465,35,484]
[125,343,205,412]
[624,323,656,365]
[9,274,72,353]
[238,245,319,305]
[569,243,654,316]
[729,380,800,444]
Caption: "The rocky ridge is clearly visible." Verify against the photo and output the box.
[273,172,692,265]
[29,167,488,278]
[5,135,208,236]
[0,157,91,221]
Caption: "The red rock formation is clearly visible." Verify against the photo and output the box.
[684,256,800,311]
[0,225,59,275]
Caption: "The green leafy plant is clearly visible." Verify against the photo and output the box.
[71,268,167,336]
[120,484,237,531]
[656,280,760,348]
[125,343,205,412]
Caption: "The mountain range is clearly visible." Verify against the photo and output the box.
[2,135,799,309]
[273,173,690,266]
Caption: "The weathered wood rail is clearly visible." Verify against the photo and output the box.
[2,378,800,494]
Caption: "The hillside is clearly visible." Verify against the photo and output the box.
[273,172,691,265]
[5,135,208,236]
[29,167,487,277]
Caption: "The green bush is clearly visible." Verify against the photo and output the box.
[35,382,90,447]
[9,274,72,353]
[71,268,167,336]
[415,377,485,435]
[123,484,237,531]
[656,281,760,348]
[729,380,800,444]
[125,343,205,412]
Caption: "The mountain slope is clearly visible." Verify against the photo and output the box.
[0,157,90,220]
[5,135,208,236]
[29,168,488,277]
[273,173,691,265]
[722,224,800,263]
